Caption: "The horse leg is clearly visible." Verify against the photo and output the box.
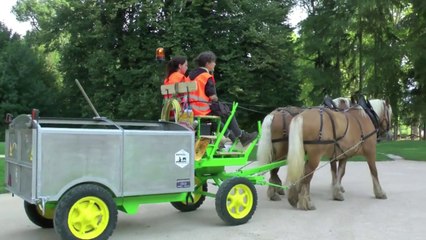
[267,140,287,201]
[330,160,345,193]
[297,155,320,210]
[365,150,387,199]
[333,159,347,201]
[338,159,346,193]
[330,161,337,189]
[287,183,299,207]
[268,167,284,201]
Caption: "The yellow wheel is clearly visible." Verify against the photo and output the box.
[215,177,257,225]
[68,196,110,239]
[171,177,207,212]
[54,184,117,240]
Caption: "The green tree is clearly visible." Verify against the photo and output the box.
[0,22,59,140]
[405,0,426,139]
[14,0,300,130]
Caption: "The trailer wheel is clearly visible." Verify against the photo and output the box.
[54,184,117,240]
[24,201,54,228]
[171,177,207,212]
[215,177,257,225]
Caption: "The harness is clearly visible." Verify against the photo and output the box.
[303,104,380,160]
[271,107,304,143]
[269,97,385,160]
[303,108,350,159]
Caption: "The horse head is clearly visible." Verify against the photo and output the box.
[369,99,393,137]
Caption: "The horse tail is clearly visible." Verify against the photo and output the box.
[257,114,274,165]
[286,115,305,185]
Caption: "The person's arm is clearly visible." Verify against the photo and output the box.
[205,78,218,102]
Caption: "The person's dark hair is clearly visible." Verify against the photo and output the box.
[167,56,187,77]
[195,51,216,67]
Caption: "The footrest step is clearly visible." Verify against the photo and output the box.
[215,151,245,156]
[199,135,217,139]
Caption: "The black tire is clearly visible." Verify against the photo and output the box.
[215,177,257,225]
[24,201,54,228]
[171,181,207,212]
[54,184,118,240]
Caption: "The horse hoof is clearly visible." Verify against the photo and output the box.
[288,198,297,207]
[277,189,285,195]
[287,186,299,207]
[270,194,282,201]
[376,193,387,199]
[297,201,316,210]
[267,188,282,201]
[333,195,345,201]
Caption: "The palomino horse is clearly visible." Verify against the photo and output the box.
[257,106,304,200]
[285,98,392,210]
[257,98,353,201]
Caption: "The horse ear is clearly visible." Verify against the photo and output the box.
[350,95,356,104]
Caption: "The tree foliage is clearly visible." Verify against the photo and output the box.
[2,0,426,137]
[0,22,58,139]
[12,0,299,130]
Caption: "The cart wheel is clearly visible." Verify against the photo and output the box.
[24,201,54,228]
[54,184,118,240]
[215,177,257,225]
[171,177,207,212]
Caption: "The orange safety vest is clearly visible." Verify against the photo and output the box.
[163,72,188,99]
[189,72,212,116]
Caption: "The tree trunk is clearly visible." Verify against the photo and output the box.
[424,122,426,141]
[358,20,363,92]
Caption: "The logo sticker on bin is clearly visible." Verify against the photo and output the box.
[176,178,191,188]
[175,149,189,168]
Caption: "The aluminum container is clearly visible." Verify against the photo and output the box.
[5,115,194,203]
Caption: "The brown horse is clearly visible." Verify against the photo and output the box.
[257,98,353,201]
[257,106,304,200]
[285,99,392,210]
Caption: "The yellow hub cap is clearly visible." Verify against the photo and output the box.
[226,184,253,219]
[68,196,109,239]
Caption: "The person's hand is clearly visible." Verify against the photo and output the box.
[210,95,219,102]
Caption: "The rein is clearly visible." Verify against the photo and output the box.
[289,139,365,187]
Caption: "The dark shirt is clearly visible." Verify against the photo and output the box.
[188,68,216,97]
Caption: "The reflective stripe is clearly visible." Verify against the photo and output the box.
[188,94,210,111]
[188,94,209,102]
[191,104,210,111]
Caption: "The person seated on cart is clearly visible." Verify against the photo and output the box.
[162,56,190,120]
[163,56,189,99]
[188,51,257,147]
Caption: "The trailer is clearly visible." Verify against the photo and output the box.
[4,82,287,240]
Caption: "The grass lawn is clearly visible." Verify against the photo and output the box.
[337,140,426,161]
[375,140,426,161]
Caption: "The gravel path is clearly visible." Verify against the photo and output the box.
[1,160,425,240]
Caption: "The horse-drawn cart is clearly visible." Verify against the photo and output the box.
[4,86,287,239]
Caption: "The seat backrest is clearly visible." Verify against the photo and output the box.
[176,81,197,94]
[160,81,197,96]
[160,84,177,96]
